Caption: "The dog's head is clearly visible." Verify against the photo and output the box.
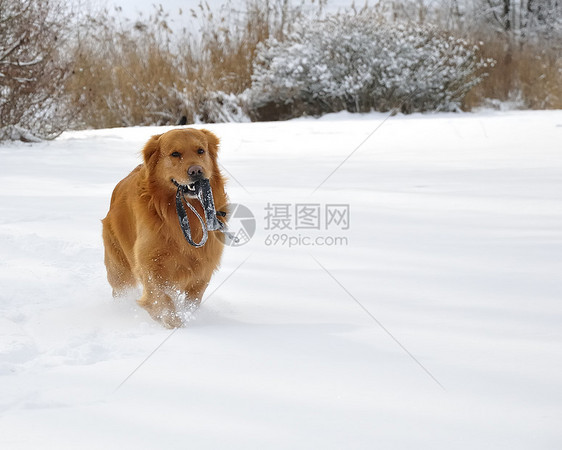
[142,128,220,198]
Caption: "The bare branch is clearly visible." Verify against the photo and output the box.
[0,34,26,63]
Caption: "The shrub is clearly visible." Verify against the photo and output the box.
[0,0,75,141]
[247,11,493,120]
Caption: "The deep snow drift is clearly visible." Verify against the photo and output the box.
[1,111,561,449]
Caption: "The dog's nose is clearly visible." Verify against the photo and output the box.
[188,165,204,179]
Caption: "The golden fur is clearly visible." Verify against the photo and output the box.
[102,128,227,328]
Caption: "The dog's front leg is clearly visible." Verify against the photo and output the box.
[137,277,183,329]
[185,279,209,307]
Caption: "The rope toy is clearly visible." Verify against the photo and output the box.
[175,178,234,247]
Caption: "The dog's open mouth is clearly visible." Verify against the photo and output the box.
[172,179,199,196]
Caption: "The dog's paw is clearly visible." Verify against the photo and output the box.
[158,309,185,329]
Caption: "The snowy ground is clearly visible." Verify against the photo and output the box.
[1,110,561,449]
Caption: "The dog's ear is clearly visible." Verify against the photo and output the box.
[142,134,162,171]
[200,129,220,158]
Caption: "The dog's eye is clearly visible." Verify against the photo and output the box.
[197,148,205,155]
[171,152,182,158]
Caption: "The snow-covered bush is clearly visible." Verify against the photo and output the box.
[247,11,493,120]
[0,0,74,141]
[194,92,249,124]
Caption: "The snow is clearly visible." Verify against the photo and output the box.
[1,110,562,449]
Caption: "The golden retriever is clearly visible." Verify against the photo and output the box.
[102,128,227,328]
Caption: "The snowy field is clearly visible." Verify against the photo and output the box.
[1,110,561,449]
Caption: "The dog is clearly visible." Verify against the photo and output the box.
[102,128,228,328]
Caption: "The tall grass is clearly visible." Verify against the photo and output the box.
[63,0,560,131]
[464,37,562,109]
[67,1,324,128]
